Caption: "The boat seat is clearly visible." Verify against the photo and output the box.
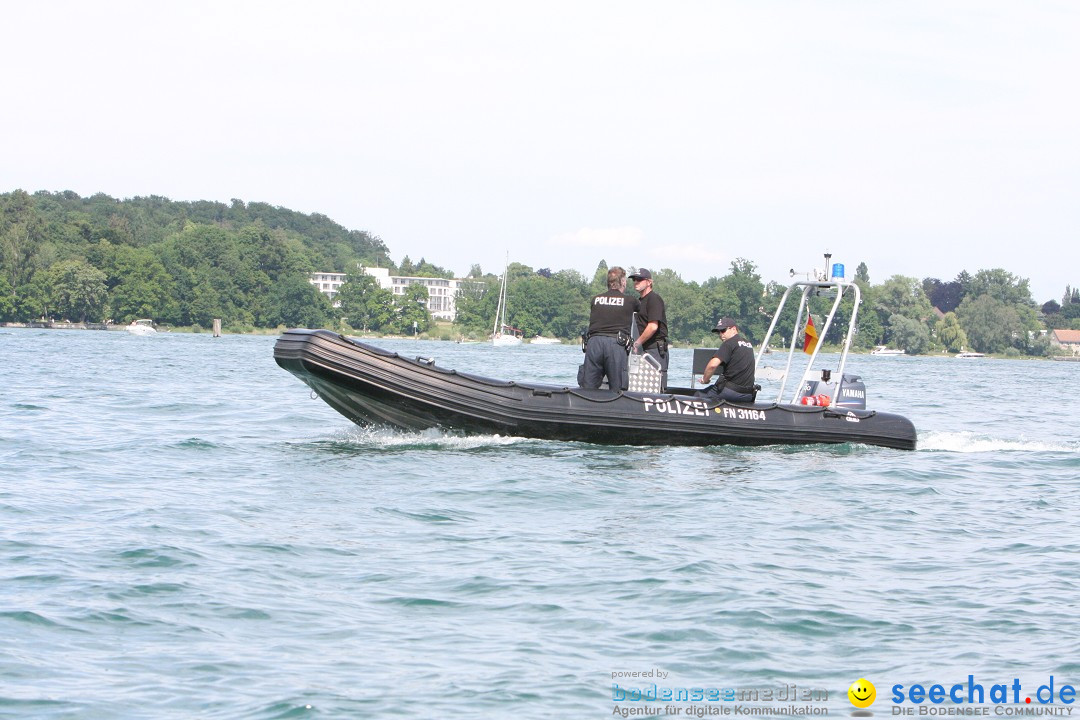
[689,347,761,399]
[690,348,715,389]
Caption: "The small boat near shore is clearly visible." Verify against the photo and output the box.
[491,255,522,346]
[955,351,986,358]
[274,255,917,450]
[870,345,905,356]
[126,319,157,336]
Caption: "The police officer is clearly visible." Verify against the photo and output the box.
[698,317,757,402]
[580,267,639,390]
[628,268,668,390]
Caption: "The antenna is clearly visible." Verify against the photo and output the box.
[823,251,832,281]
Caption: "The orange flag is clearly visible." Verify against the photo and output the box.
[804,315,818,355]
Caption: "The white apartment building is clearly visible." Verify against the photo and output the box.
[309,267,467,321]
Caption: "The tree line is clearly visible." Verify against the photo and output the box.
[446,260,1077,356]
[0,190,449,333]
[2,190,1075,354]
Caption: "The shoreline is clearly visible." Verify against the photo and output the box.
[4,323,1076,360]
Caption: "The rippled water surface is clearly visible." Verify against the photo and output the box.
[2,329,1078,719]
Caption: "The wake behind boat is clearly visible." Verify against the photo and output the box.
[274,257,916,450]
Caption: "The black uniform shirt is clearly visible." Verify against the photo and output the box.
[588,290,639,336]
[713,332,756,391]
[637,291,667,348]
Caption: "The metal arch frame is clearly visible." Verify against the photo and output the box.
[755,278,861,407]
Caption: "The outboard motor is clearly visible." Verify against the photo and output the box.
[799,371,867,410]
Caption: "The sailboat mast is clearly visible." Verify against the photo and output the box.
[493,254,508,336]
[493,273,503,336]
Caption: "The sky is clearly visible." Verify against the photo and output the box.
[3,1,1078,302]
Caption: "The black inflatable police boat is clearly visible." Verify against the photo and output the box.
[274,263,917,450]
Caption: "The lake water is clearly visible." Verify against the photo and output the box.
[2,328,1078,719]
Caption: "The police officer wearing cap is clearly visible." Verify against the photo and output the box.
[629,268,669,391]
[580,267,639,390]
[698,317,757,403]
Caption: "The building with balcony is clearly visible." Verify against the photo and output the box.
[309,268,469,321]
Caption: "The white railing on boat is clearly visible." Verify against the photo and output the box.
[756,268,860,408]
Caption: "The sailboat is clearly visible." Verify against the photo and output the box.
[492,256,522,346]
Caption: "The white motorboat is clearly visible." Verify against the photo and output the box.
[870,345,905,356]
[530,336,561,345]
[126,319,157,336]
[955,351,986,358]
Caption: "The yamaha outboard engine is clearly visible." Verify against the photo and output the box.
[799,371,867,410]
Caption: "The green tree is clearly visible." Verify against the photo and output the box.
[590,260,610,294]
[392,283,431,334]
[1028,332,1052,357]
[49,259,108,322]
[0,275,15,320]
[968,268,1033,306]
[0,191,46,300]
[1063,301,1080,322]
[265,275,334,329]
[16,270,52,320]
[507,274,555,337]
[186,277,224,328]
[936,312,968,352]
[956,295,1024,353]
[502,269,591,338]
[888,314,930,354]
[868,275,932,347]
[1,223,34,300]
[453,275,498,335]
[874,275,933,321]
[717,259,767,343]
[657,272,707,344]
[108,246,176,322]
[409,257,454,278]
[854,262,870,288]
[338,272,394,331]
[546,269,591,337]
[853,305,884,349]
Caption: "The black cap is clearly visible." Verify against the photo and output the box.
[712,317,736,333]
[629,268,652,281]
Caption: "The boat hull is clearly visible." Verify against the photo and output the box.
[274,330,917,450]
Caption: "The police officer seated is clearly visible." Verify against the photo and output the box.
[579,267,639,391]
[697,317,757,403]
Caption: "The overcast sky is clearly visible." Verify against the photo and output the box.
[3,1,1077,302]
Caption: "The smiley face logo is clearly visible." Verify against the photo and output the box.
[848,678,876,708]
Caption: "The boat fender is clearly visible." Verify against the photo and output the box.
[800,394,831,406]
